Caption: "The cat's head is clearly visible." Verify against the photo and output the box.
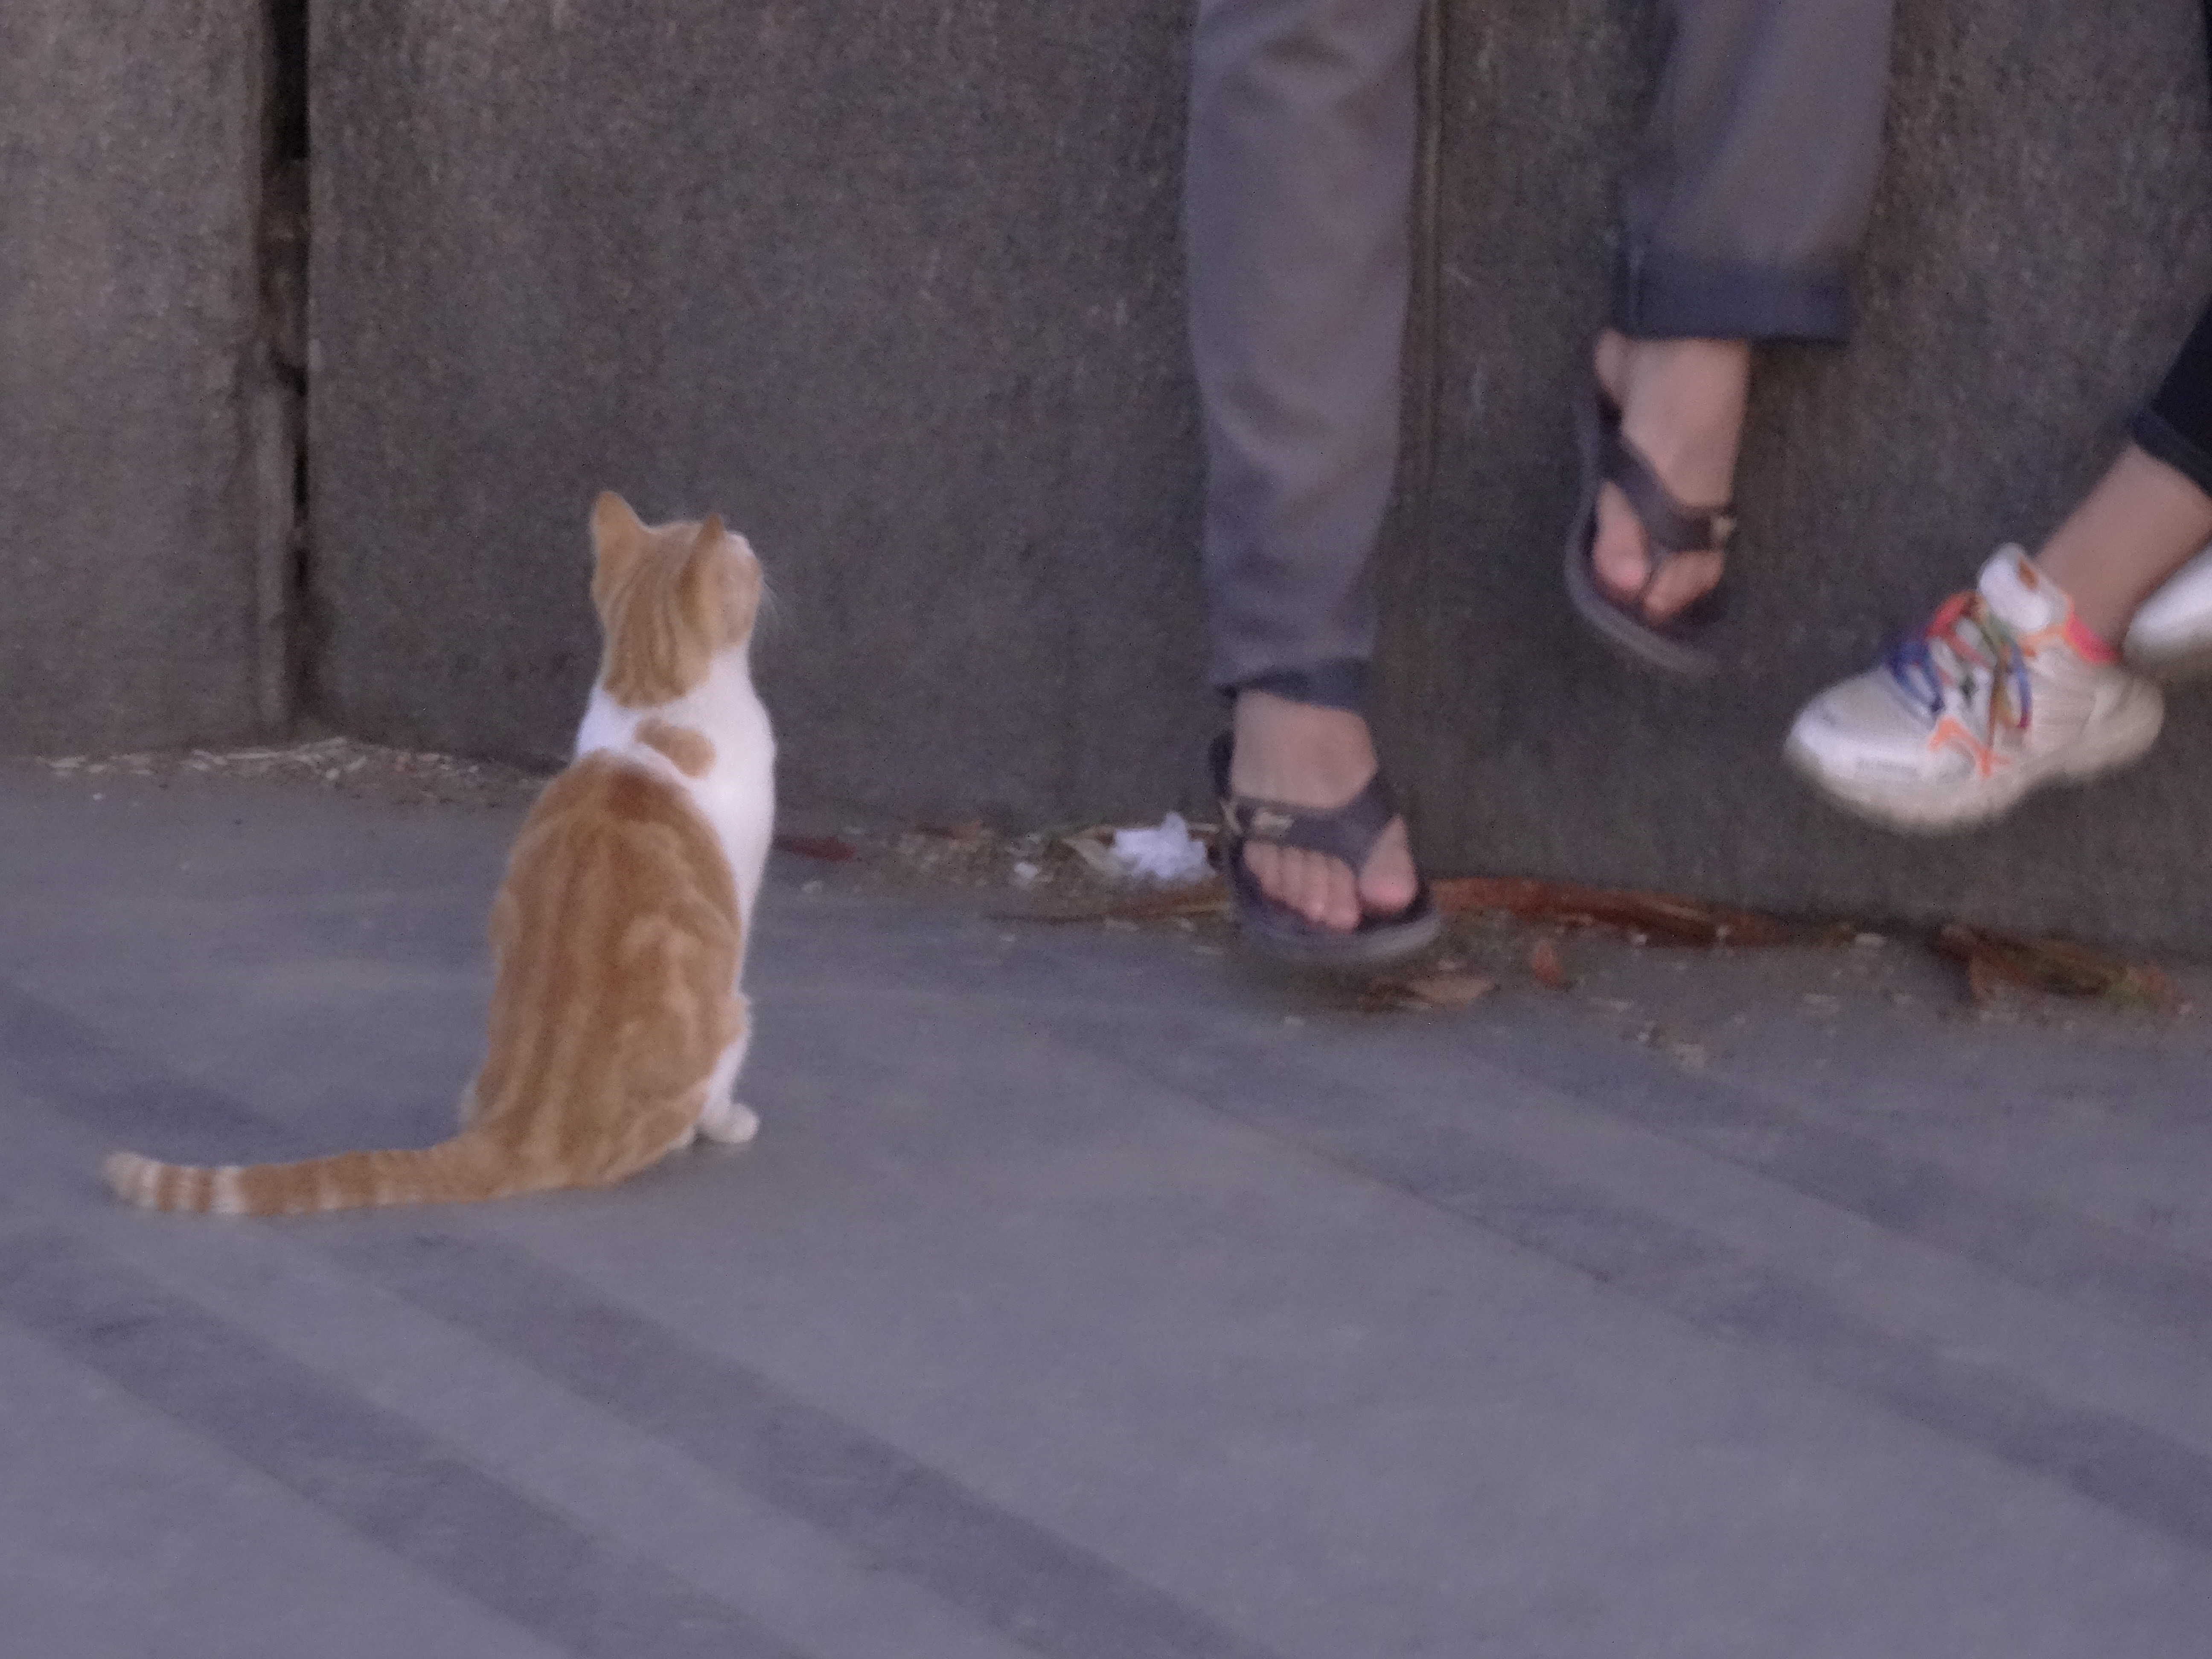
[588,491,764,709]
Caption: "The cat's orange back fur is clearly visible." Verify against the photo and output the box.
[104,496,767,1216]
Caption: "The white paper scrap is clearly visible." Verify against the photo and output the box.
[1109,812,1211,885]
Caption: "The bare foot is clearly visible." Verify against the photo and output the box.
[1590,329,1749,622]
[1229,691,1418,934]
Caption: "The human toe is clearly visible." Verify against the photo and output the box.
[1288,848,1353,931]
[1640,547,1724,623]
[1356,821,1419,917]
[1592,486,1652,602]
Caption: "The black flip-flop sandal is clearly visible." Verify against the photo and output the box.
[1210,733,1441,968]
[1563,387,1736,678]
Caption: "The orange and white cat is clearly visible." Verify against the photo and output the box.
[105,492,776,1215]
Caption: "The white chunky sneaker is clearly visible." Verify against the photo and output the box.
[1785,546,2164,833]
[2124,540,2212,680]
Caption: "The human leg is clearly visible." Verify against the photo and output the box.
[1581,0,1897,646]
[2036,448,2212,646]
[1782,301,2212,832]
[2110,299,2212,671]
[1187,0,1427,939]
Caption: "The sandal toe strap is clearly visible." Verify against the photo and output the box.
[1223,769,1399,873]
[1600,413,1737,564]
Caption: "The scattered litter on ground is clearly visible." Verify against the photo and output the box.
[37,736,548,809]
[1013,882,1231,925]
[1359,971,1498,1013]
[27,747,2196,1024]
[1055,814,1219,887]
[1109,812,1213,884]
[1062,834,1127,881]
[1933,924,2177,1010]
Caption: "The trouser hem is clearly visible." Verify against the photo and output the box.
[1216,659,1371,714]
[1611,247,1853,343]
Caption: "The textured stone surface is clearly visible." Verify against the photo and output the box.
[309,1,1207,812]
[310,0,2212,947]
[7,759,2212,1657]
[0,1,273,753]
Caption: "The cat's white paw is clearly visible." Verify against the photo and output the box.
[698,1097,760,1146]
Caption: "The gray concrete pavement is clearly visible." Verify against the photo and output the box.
[4,756,2211,1658]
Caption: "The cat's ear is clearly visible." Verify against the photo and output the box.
[590,491,648,568]
[681,515,759,646]
[678,516,727,641]
[590,492,652,620]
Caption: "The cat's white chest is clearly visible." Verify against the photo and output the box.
[574,654,776,932]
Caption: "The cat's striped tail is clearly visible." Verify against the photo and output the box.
[102,1131,547,1217]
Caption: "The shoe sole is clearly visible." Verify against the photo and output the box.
[1236,897,1444,969]
[1784,682,2165,835]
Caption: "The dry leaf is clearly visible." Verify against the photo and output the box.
[1935,924,2175,1009]
[1001,881,1231,926]
[1062,834,1125,881]
[1354,972,1497,1013]
[1404,972,1496,1009]
[1432,876,1822,946]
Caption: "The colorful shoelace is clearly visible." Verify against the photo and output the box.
[1886,591,2033,736]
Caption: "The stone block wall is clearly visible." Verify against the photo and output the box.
[15,0,2212,947]
[0,0,294,754]
[308,3,1206,817]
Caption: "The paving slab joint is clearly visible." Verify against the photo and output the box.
[251,0,312,734]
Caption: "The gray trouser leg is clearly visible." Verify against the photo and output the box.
[1189,0,1896,697]
[1613,0,1898,341]
[1187,0,1424,701]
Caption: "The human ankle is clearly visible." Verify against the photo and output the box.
[2025,554,2125,656]
[2034,447,2212,642]
[1232,692,1378,799]
[1616,338,1749,502]
[1593,329,1632,399]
